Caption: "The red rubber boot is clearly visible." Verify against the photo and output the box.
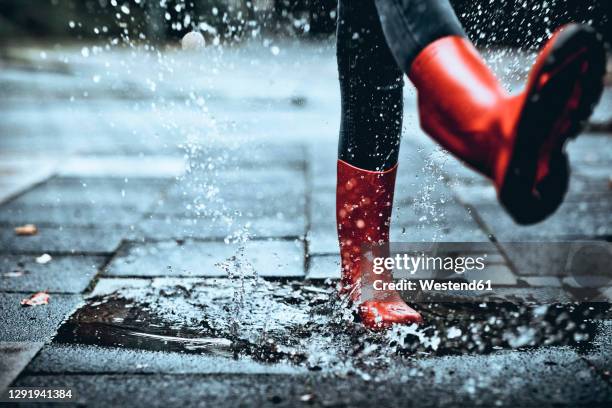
[336,160,422,330]
[409,24,605,224]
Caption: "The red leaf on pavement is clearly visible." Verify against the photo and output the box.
[20,291,50,307]
[14,224,38,236]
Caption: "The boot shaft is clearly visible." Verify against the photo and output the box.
[336,159,397,291]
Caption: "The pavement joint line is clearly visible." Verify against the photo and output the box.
[457,203,527,279]
[0,222,130,231]
[95,275,312,282]
[120,236,306,245]
[410,143,498,244]
[0,250,114,257]
[303,147,313,282]
[0,290,88,295]
[0,174,56,207]
[18,371,308,378]
[0,342,45,393]
[409,152,522,276]
[36,297,88,355]
[1,222,143,229]
[83,249,121,295]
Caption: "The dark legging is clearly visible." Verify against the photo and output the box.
[337,0,465,171]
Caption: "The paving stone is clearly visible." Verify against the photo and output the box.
[12,348,612,408]
[562,276,612,289]
[568,287,612,303]
[170,168,306,195]
[464,264,517,286]
[105,239,304,278]
[310,149,336,189]
[8,176,169,210]
[154,169,306,218]
[568,134,612,164]
[307,255,340,280]
[519,276,563,287]
[0,342,44,392]
[306,227,339,255]
[151,197,305,227]
[0,155,56,205]
[394,172,456,206]
[452,174,612,206]
[0,202,146,227]
[89,278,152,296]
[26,343,305,375]
[498,242,611,278]
[0,255,105,293]
[309,191,334,233]
[451,182,498,205]
[390,220,490,243]
[409,347,612,407]
[205,143,306,170]
[473,200,612,240]
[392,202,490,242]
[137,214,305,241]
[0,225,126,254]
[0,293,82,342]
[307,190,338,254]
[491,287,575,303]
[57,156,186,178]
[566,174,612,197]
[572,161,612,180]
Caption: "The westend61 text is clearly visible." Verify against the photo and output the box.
[373,279,493,292]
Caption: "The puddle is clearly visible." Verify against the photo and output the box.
[54,277,610,376]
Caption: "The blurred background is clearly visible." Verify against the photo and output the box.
[0,0,610,217]
[0,0,610,46]
[0,0,610,210]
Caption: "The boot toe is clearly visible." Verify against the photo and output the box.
[359,300,422,330]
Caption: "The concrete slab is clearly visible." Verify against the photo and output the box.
[0,342,44,393]
[0,202,146,227]
[104,239,305,278]
[27,343,305,375]
[473,200,612,240]
[307,255,340,280]
[0,155,57,205]
[0,293,82,342]
[0,225,125,254]
[58,156,186,178]
[12,348,612,408]
[137,214,305,240]
[0,255,105,293]
[519,276,563,287]
[8,176,169,210]
[464,264,517,286]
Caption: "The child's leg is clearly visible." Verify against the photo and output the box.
[373,0,465,75]
[336,0,421,329]
[337,0,404,172]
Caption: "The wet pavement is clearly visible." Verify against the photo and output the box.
[1,41,611,407]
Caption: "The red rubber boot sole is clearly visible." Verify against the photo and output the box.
[499,24,606,225]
